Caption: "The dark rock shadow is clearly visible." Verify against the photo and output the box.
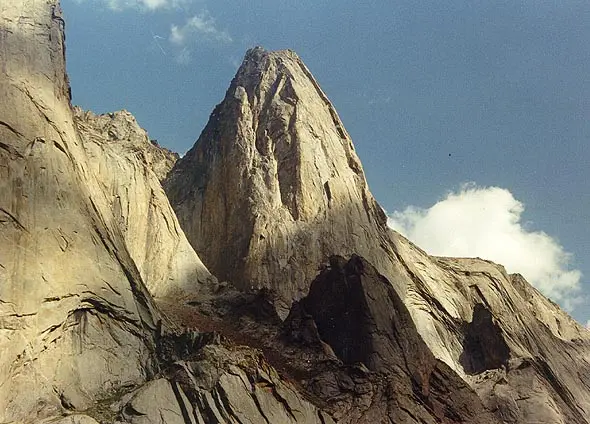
[460,304,510,375]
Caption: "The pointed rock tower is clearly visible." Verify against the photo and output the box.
[166,47,590,423]
[165,47,395,312]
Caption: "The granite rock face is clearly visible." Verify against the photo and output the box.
[166,47,590,423]
[0,1,160,421]
[393,244,590,423]
[148,339,334,424]
[74,108,178,182]
[164,47,393,316]
[282,255,499,423]
[74,331,333,424]
[0,3,337,423]
[74,108,214,297]
[4,1,590,422]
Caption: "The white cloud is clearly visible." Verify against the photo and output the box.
[169,12,232,46]
[388,184,582,310]
[72,1,232,64]
[91,0,189,11]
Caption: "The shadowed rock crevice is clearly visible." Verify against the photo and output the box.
[279,255,500,423]
[298,255,395,369]
[460,304,510,375]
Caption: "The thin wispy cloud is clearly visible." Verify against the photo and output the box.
[388,184,583,312]
[168,12,232,64]
[82,0,190,11]
[151,32,168,55]
[170,12,232,45]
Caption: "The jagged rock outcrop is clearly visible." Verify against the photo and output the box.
[4,1,590,422]
[0,4,342,423]
[164,47,394,315]
[284,255,500,423]
[62,331,334,424]
[392,244,590,423]
[0,1,161,421]
[74,108,214,297]
[156,258,499,424]
[151,340,335,424]
[166,47,590,423]
[74,108,178,181]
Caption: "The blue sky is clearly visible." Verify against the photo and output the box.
[61,0,589,322]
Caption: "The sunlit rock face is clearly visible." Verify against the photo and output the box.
[0,3,342,423]
[74,108,214,298]
[3,0,590,421]
[0,1,160,421]
[166,47,590,423]
[164,47,395,315]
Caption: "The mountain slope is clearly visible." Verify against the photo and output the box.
[74,108,214,298]
[164,47,395,316]
[3,2,589,421]
[0,2,160,421]
[0,4,324,423]
[165,47,590,423]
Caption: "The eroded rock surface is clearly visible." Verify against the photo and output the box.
[166,47,590,423]
[164,47,393,316]
[0,4,339,424]
[0,1,160,421]
[285,255,499,423]
[74,108,178,181]
[4,2,590,422]
[74,108,214,297]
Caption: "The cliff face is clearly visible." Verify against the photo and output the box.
[164,48,394,315]
[165,47,590,423]
[74,108,214,298]
[0,4,325,423]
[0,1,160,421]
[3,2,590,423]
[285,255,500,423]
[392,240,590,423]
[74,108,178,181]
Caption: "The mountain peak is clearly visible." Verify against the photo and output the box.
[235,46,298,81]
[165,48,388,311]
[4,2,590,418]
[227,47,334,119]
[242,46,300,64]
[165,48,590,423]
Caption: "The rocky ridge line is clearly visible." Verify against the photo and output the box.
[1,3,325,423]
[165,46,590,423]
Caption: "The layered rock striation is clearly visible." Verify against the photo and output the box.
[3,1,590,422]
[0,3,338,423]
[0,1,160,421]
[164,47,394,315]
